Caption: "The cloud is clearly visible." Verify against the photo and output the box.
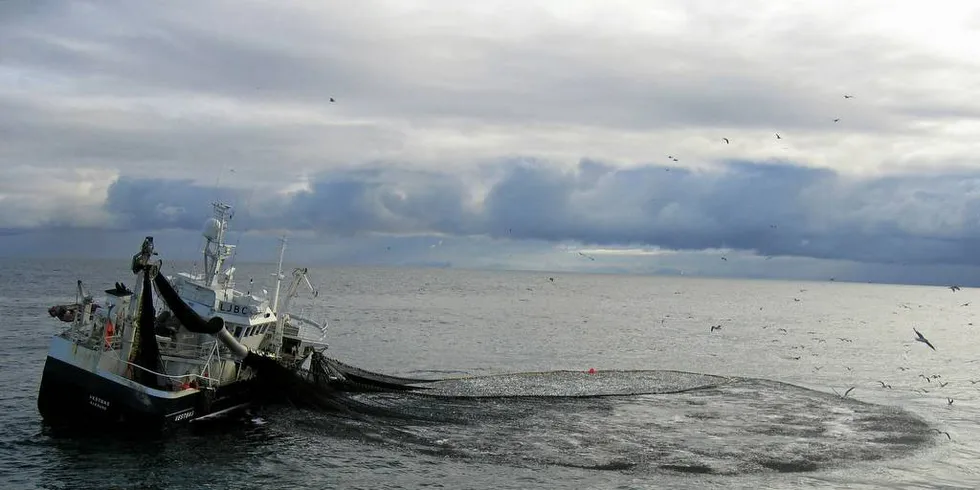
[94,159,980,268]
[3,0,980,187]
[3,1,980,284]
[0,165,115,228]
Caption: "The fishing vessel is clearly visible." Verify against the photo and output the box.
[37,201,328,430]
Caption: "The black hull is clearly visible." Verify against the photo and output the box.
[37,356,255,433]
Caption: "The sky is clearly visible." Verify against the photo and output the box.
[3,0,980,285]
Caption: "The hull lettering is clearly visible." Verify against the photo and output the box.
[217,301,256,316]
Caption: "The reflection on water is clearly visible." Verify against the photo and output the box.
[27,413,289,490]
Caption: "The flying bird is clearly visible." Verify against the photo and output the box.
[833,118,840,122]
[949,285,961,292]
[710,325,722,332]
[913,327,936,351]
[723,138,729,144]
[878,381,892,389]
[833,386,856,399]
[329,97,336,102]
[775,133,782,139]
[931,429,951,440]
[843,94,854,99]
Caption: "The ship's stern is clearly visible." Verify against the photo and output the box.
[36,336,201,431]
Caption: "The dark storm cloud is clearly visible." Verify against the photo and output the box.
[104,169,479,236]
[104,178,241,231]
[287,169,479,236]
[101,159,980,267]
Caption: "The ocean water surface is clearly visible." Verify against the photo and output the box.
[1,258,978,489]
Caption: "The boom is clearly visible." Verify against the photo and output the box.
[271,267,319,357]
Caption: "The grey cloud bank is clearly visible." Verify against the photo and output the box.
[96,159,980,268]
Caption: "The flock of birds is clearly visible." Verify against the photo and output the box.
[697,283,965,442]
[407,89,959,444]
[538,271,962,444]
[547,268,959,436]
[664,93,857,165]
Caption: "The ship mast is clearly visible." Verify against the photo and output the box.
[271,235,287,313]
[202,201,235,288]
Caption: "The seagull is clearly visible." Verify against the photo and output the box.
[833,118,840,122]
[919,374,931,383]
[913,327,936,351]
[931,429,951,440]
[833,386,856,399]
[843,94,854,99]
[723,137,730,144]
[878,381,892,389]
[949,285,961,292]
[329,97,336,102]
[577,251,596,261]
[947,397,954,406]
[775,133,782,139]
[710,325,722,332]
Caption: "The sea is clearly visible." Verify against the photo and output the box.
[1,258,978,490]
